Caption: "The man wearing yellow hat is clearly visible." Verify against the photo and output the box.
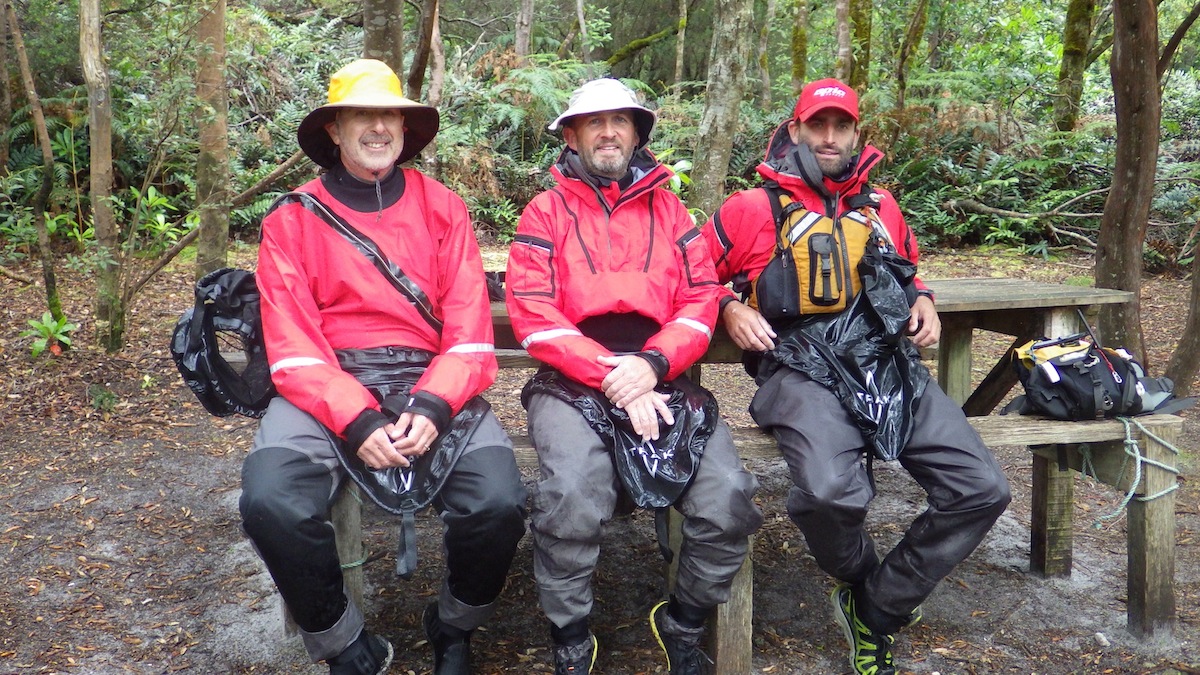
[238,59,526,675]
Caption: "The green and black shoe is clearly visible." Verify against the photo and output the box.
[830,584,896,675]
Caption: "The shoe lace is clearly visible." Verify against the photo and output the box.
[842,591,894,675]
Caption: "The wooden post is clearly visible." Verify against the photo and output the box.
[1125,424,1178,638]
[283,481,365,635]
[333,482,367,614]
[1029,447,1074,576]
[937,315,973,405]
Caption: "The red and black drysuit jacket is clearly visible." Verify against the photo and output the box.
[257,166,498,457]
[506,147,725,507]
[701,124,933,460]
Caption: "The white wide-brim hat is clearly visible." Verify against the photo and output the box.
[548,78,657,150]
[297,59,440,168]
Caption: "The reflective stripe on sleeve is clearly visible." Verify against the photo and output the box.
[670,317,713,339]
[520,328,584,349]
[446,342,495,354]
[269,356,326,374]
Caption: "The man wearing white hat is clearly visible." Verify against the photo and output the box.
[505,78,763,674]
[239,59,527,675]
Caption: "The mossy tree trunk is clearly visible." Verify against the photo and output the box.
[1053,0,1096,132]
[80,0,122,351]
[363,0,404,76]
[8,1,61,323]
[195,0,230,279]
[790,0,809,95]
[689,0,754,221]
[848,0,870,91]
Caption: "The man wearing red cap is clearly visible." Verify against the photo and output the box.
[701,79,1011,675]
[238,59,526,675]
[507,78,762,675]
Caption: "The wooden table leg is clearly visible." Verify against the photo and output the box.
[1125,425,1178,638]
[668,508,754,674]
[1030,447,1074,577]
[938,317,974,406]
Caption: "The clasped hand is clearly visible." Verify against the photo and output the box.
[598,354,674,442]
[356,411,439,470]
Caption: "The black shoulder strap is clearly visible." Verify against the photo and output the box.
[844,181,878,211]
[273,191,444,333]
[762,182,806,239]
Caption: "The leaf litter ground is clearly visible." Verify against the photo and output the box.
[1,248,1197,674]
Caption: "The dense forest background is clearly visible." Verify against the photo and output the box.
[2,0,1199,374]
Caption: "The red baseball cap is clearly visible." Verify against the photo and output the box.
[793,78,859,123]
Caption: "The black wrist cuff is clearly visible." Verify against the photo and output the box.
[405,391,453,434]
[635,350,670,383]
[344,408,389,453]
[718,295,738,312]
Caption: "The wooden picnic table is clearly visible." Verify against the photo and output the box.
[494,278,1135,417]
[923,278,1134,415]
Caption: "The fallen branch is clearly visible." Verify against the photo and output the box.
[0,265,34,284]
[943,198,1099,249]
[231,149,309,208]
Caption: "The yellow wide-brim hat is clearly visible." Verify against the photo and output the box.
[297,59,440,168]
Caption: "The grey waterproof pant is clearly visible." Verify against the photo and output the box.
[239,397,527,662]
[750,369,1011,635]
[526,394,763,628]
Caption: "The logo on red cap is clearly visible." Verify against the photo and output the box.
[794,78,859,123]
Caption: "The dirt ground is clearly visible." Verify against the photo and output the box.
[1,247,1198,675]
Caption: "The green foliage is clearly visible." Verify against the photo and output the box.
[20,312,78,358]
[88,384,119,412]
[470,196,522,243]
[7,0,1200,280]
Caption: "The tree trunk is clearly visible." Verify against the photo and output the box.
[674,0,687,84]
[1094,0,1159,362]
[420,3,444,175]
[690,0,754,221]
[834,0,851,81]
[8,1,61,322]
[926,0,945,72]
[1166,249,1200,396]
[1158,0,1200,79]
[1054,0,1096,132]
[849,0,871,91]
[195,0,229,279]
[891,0,928,146]
[756,0,775,107]
[515,0,534,59]
[80,0,121,351]
[0,1,11,176]
[406,0,437,100]
[575,0,591,63]
[791,0,809,95]
[362,0,404,76]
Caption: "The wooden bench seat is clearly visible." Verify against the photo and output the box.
[319,411,1183,672]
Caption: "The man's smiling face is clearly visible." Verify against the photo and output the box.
[326,108,406,181]
[563,109,639,180]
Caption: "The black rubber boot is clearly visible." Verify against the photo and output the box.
[327,629,393,675]
[423,602,473,675]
